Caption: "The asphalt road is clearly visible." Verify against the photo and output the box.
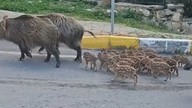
[0,40,192,108]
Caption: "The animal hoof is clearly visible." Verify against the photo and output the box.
[26,53,32,58]
[119,81,126,83]
[153,76,157,78]
[19,58,24,61]
[111,79,117,82]
[44,59,49,63]
[74,58,82,63]
[38,51,43,54]
[56,63,60,68]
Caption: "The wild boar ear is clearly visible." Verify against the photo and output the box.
[2,15,8,31]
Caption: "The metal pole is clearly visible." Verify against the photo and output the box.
[163,0,166,9]
[111,0,115,35]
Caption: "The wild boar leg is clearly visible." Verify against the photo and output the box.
[46,46,60,68]
[74,46,82,63]
[24,50,32,58]
[18,45,26,61]
[38,46,45,53]
[18,45,31,60]
[44,49,51,63]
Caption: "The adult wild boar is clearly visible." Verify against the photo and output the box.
[37,13,96,62]
[183,60,192,70]
[0,15,61,68]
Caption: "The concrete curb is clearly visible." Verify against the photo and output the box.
[139,38,192,54]
[82,35,192,54]
[81,35,139,49]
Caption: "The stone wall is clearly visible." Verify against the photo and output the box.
[86,1,188,33]
[86,0,111,6]
[115,2,185,33]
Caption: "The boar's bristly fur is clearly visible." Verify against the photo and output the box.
[37,13,96,63]
[0,15,61,68]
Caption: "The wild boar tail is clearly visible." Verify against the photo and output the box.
[84,30,96,38]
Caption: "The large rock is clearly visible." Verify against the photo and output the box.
[85,0,109,6]
[156,10,166,21]
[115,2,164,10]
[171,12,181,22]
[165,21,173,29]
[126,7,151,17]
[164,9,174,15]
[148,5,164,10]
[139,9,150,17]
[167,4,184,10]
[182,19,192,34]
[115,2,149,9]
[115,2,164,17]
[176,8,184,13]
[165,21,182,30]
[101,0,111,6]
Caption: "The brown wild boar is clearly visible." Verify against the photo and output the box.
[145,60,173,81]
[83,52,97,71]
[37,13,96,63]
[183,60,192,70]
[0,15,61,68]
[108,63,139,86]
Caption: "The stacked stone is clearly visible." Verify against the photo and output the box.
[115,2,185,33]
